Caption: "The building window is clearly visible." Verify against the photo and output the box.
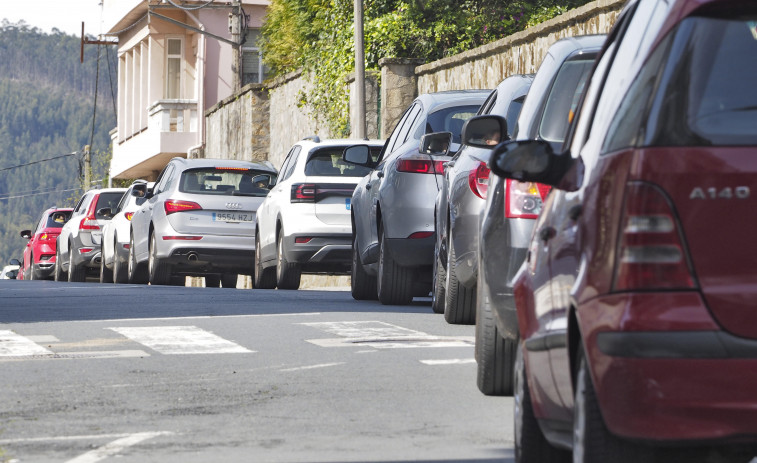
[166,37,183,99]
[242,29,267,85]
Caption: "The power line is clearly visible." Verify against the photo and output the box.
[0,153,77,173]
[0,187,80,202]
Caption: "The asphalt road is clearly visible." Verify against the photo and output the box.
[0,280,515,463]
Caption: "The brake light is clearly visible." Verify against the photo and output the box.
[291,184,316,203]
[38,233,56,244]
[468,162,490,199]
[613,182,695,291]
[295,237,313,244]
[125,212,134,221]
[79,194,101,230]
[396,155,446,175]
[505,180,550,219]
[164,200,203,215]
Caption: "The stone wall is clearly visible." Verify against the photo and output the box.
[347,70,380,140]
[205,83,270,162]
[416,0,625,93]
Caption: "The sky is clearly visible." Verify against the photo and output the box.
[0,0,105,37]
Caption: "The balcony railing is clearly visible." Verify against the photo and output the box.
[148,100,198,133]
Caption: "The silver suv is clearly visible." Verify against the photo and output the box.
[127,157,277,286]
[55,188,128,282]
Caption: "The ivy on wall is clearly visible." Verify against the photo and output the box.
[260,0,590,136]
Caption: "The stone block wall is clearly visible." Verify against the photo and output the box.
[204,83,270,162]
[347,70,380,140]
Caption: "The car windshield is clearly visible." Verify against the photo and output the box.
[45,211,72,228]
[305,147,380,177]
[179,168,277,197]
[426,105,480,143]
[95,193,126,220]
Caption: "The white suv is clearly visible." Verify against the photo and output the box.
[254,137,383,289]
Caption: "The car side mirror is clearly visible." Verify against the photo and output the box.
[342,145,374,167]
[419,132,453,156]
[489,140,576,189]
[9,258,21,266]
[462,115,509,148]
[20,230,32,240]
[131,183,153,199]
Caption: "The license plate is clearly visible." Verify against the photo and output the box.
[345,198,351,210]
[212,212,253,223]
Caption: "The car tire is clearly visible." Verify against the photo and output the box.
[100,244,113,283]
[127,234,148,284]
[431,250,446,314]
[253,233,276,289]
[148,233,171,285]
[205,275,221,287]
[68,245,86,282]
[573,348,656,463]
[351,234,377,300]
[54,246,66,282]
[221,273,238,288]
[444,239,475,324]
[476,290,515,396]
[514,343,571,463]
[276,232,301,290]
[28,255,35,280]
[377,223,413,305]
[113,240,128,284]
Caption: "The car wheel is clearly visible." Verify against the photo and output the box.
[351,234,377,300]
[68,245,86,282]
[444,238,475,324]
[205,275,221,287]
[100,244,113,283]
[221,273,238,288]
[148,233,171,285]
[431,249,446,314]
[377,223,412,305]
[28,254,35,280]
[276,232,301,290]
[113,240,128,284]
[253,233,276,289]
[128,234,148,284]
[513,343,571,463]
[476,289,516,396]
[573,348,655,463]
[54,246,66,282]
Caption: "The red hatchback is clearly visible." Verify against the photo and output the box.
[20,207,73,280]
[472,0,757,461]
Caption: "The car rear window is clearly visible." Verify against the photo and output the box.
[179,168,277,196]
[95,193,126,220]
[425,105,481,144]
[46,211,72,228]
[305,147,379,177]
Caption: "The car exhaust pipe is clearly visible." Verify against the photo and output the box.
[187,252,198,262]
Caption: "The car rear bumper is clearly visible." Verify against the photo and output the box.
[282,233,352,273]
[165,248,255,275]
[385,234,435,268]
[582,291,757,443]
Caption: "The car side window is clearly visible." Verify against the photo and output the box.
[385,104,416,155]
[282,146,301,181]
[73,194,89,215]
[399,103,423,145]
[479,90,498,115]
[153,164,174,195]
[278,146,296,178]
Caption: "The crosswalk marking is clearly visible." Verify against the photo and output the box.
[421,358,476,365]
[301,321,428,339]
[302,321,474,349]
[108,326,253,355]
[0,330,53,357]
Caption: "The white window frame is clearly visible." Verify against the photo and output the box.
[241,29,265,84]
[165,36,184,99]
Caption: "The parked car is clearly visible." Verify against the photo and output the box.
[344,90,490,304]
[467,36,604,398]
[474,0,757,460]
[20,207,73,280]
[99,180,153,283]
[433,75,533,321]
[128,157,277,287]
[55,188,127,282]
[1,259,21,279]
[254,137,383,290]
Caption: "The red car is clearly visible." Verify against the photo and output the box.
[471,0,757,461]
[20,207,73,280]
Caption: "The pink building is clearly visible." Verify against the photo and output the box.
[104,0,269,180]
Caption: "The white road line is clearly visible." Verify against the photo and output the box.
[307,336,474,349]
[279,362,345,372]
[65,431,172,463]
[0,433,133,444]
[108,326,253,355]
[81,312,321,323]
[300,321,429,338]
[0,330,53,357]
[26,335,59,343]
[420,358,477,365]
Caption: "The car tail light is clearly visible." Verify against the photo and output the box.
[38,233,56,244]
[408,231,434,239]
[78,248,94,254]
[291,184,316,203]
[295,237,313,244]
[396,154,446,175]
[613,182,695,291]
[80,194,101,230]
[505,180,550,219]
[468,161,490,199]
[164,200,203,215]
[125,212,134,221]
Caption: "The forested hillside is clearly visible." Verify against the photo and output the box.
[0,21,117,267]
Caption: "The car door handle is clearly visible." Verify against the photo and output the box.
[539,226,556,242]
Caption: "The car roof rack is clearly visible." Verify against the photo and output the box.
[302,135,321,143]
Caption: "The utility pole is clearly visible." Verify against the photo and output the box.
[354,0,366,139]
[230,0,241,91]
[83,145,91,190]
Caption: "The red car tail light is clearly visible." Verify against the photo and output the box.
[295,237,313,244]
[396,154,446,175]
[468,161,490,199]
[291,184,316,203]
[38,233,56,244]
[125,212,134,221]
[613,182,695,291]
[79,194,101,230]
[164,200,203,215]
[505,180,550,219]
